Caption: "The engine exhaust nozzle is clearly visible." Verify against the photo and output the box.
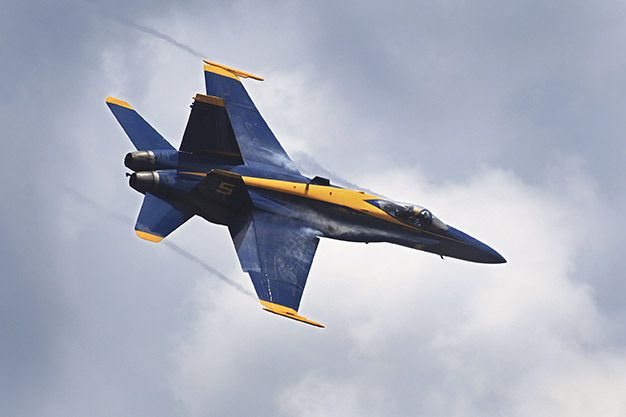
[124,151,155,171]
[129,171,159,193]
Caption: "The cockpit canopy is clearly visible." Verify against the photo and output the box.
[367,199,448,231]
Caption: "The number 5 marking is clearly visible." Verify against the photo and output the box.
[217,181,235,196]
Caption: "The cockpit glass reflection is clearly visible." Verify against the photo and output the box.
[367,199,448,231]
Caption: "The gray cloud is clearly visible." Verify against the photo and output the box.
[2,1,626,416]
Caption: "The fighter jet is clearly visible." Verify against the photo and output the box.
[106,60,505,328]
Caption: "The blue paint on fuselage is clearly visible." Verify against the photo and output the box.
[133,151,505,264]
[246,187,505,264]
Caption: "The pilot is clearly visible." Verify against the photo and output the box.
[418,208,433,226]
[405,207,434,228]
[394,204,435,229]
[397,206,418,225]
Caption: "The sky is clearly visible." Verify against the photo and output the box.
[1,0,626,416]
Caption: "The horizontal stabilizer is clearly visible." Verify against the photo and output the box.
[106,96,174,151]
[135,193,193,242]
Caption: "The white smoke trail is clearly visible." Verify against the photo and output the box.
[108,15,207,59]
[62,185,254,298]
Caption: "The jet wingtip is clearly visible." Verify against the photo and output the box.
[260,301,325,328]
[203,59,264,82]
[135,229,164,243]
[105,96,133,110]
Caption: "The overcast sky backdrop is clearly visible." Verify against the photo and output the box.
[2,1,626,416]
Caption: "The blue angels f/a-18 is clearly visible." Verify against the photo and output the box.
[106,60,505,328]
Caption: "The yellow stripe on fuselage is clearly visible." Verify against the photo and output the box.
[178,171,456,240]
[241,176,404,226]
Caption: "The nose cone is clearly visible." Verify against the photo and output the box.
[443,226,506,264]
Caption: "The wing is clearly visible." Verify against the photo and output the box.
[203,61,301,174]
[229,210,323,327]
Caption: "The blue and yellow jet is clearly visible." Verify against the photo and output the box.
[106,60,505,328]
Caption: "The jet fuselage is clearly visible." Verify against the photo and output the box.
[126,150,505,264]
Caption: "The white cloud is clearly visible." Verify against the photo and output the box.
[171,159,626,417]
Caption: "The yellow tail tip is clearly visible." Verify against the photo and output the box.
[135,230,163,243]
[105,96,133,110]
[203,60,264,82]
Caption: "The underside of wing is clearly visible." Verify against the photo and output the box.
[203,61,301,174]
[229,209,323,327]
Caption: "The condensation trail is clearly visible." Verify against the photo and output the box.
[109,16,207,59]
[161,240,253,297]
[62,186,254,297]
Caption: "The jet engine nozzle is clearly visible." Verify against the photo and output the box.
[129,171,159,193]
[124,151,155,171]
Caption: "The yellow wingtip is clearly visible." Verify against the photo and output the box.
[135,230,163,243]
[260,300,325,328]
[106,96,133,110]
[203,60,264,82]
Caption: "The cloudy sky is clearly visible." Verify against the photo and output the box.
[2,1,626,416]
